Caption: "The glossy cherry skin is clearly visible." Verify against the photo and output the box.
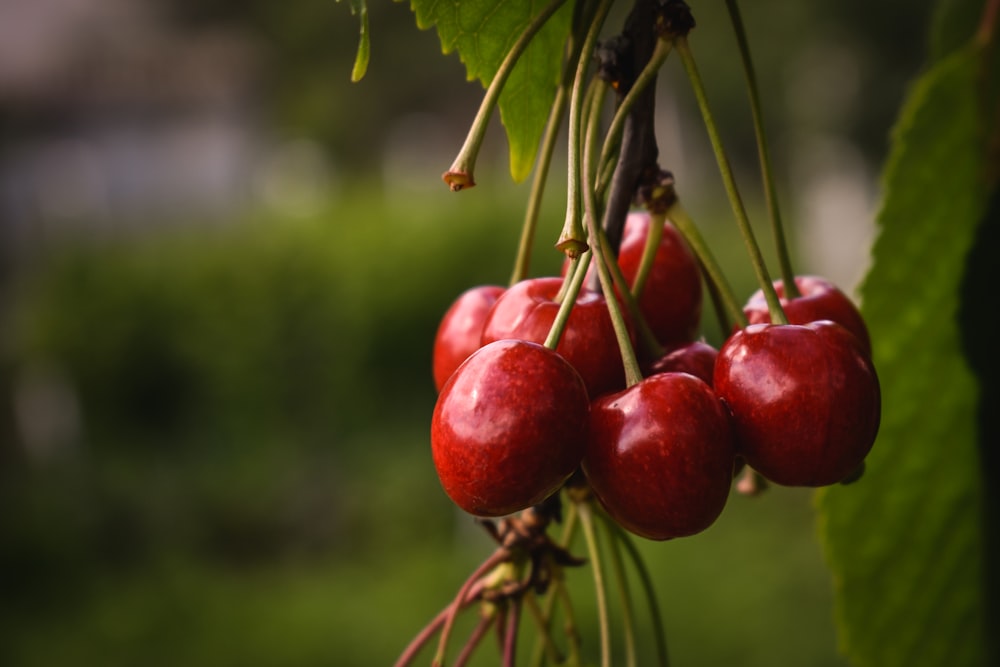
[560,212,702,351]
[617,211,703,349]
[714,321,880,487]
[743,275,872,355]
[432,285,505,391]
[481,276,626,398]
[643,340,718,387]
[431,339,590,517]
[583,372,736,540]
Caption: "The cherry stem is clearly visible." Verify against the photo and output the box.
[453,610,495,667]
[544,249,591,349]
[597,225,664,360]
[443,0,569,191]
[665,201,748,329]
[674,36,787,325]
[557,0,614,256]
[502,598,522,667]
[599,513,670,667]
[605,524,638,667]
[394,579,487,667]
[432,548,511,667]
[630,211,664,301]
[583,80,645,387]
[578,500,612,667]
[553,572,584,666]
[597,37,673,198]
[510,79,571,285]
[528,498,581,667]
[724,0,799,298]
[523,591,562,665]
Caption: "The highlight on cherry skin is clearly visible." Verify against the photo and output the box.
[430,338,590,517]
[714,320,881,487]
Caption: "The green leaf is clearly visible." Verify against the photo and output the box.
[816,43,993,667]
[339,0,371,82]
[407,0,573,182]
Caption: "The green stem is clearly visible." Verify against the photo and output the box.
[600,515,670,667]
[605,524,638,667]
[578,500,612,667]
[631,210,665,300]
[666,201,748,329]
[582,80,644,387]
[523,591,562,665]
[557,0,614,256]
[597,226,664,361]
[674,36,787,325]
[597,37,673,198]
[724,0,799,297]
[510,81,571,285]
[553,574,584,667]
[544,249,592,349]
[443,0,569,191]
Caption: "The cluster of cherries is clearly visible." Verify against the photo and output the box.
[430,210,880,541]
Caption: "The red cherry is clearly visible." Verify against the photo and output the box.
[643,340,718,387]
[432,285,505,391]
[617,211,703,349]
[713,321,880,487]
[481,276,626,398]
[431,339,590,517]
[583,372,736,540]
[743,275,872,355]
[559,212,702,351]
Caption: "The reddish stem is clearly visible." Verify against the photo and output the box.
[432,548,511,667]
[394,580,488,667]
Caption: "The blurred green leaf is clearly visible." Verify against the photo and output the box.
[816,41,993,667]
[407,0,573,181]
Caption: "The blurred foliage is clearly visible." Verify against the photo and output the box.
[0,181,847,666]
[0,0,959,665]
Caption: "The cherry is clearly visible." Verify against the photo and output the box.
[432,285,505,391]
[643,340,718,386]
[480,276,627,398]
[583,372,735,540]
[743,275,872,355]
[617,211,703,349]
[558,212,702,351]
[431,339,590,517]
[713,321,880,487]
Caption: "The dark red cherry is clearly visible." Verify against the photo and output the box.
[431,339,590,517]
[713,321,880,487]
[583,372,736,540]
[643,340,718,386]
[743,275,872,355]
[432,285,505,391]
[617,211,703,349]
[559,212,702,351]
[481,276,626,398]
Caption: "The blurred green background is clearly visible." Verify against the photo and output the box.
[0,0,935,665]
